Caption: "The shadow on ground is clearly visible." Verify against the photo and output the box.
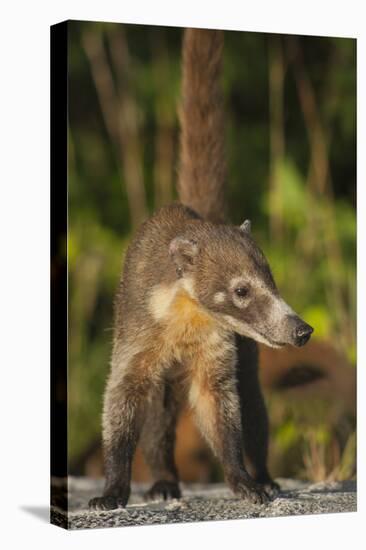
[21,506,49,523]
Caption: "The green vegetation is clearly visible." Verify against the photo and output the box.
[67,21,356,480]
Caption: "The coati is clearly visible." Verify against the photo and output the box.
[89,28,313,511]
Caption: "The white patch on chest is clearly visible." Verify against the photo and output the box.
[148,279,232,363]
[148,283,179,321]
[148,278,197,321]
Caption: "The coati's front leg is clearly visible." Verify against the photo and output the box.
[140,374,183,501]
[235,335,280,496]
[189,360,270,505]
[89,351,155,511]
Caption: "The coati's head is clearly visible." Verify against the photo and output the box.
[169,220,313,348]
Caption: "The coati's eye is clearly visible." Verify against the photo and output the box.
[235,286,249,298]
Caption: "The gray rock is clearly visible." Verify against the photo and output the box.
[51,477,357,530]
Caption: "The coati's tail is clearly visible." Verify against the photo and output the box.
[178,28,227,224]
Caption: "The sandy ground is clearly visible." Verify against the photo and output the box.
[51,477,356,530]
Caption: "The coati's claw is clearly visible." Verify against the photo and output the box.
[238,484,271,505]
[145,480,181,501]
[254,475,281,498]
[88,495,128,511]
[230,477,272,505]
[262,480,280,498]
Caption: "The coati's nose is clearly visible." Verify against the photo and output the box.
[294,322,314,347]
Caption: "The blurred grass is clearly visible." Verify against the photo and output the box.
[67,21,356,480]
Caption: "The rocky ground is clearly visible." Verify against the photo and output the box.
[51,477,356,530]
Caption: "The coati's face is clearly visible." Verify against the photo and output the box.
[169,221,313,348]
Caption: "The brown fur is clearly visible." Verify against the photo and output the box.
[178,29,227,223]
[89,29,312,512]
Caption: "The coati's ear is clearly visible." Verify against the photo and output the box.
[239,219,251,234]
[169,237,199,274]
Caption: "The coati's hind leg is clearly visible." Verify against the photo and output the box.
[89,349,161,511]
[140,373,183,501]
[235,335,280,496]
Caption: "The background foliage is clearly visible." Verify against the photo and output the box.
[67,21,356,481]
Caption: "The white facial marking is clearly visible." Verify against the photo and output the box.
[229,277,251,309]
[222,315,283,349]
[230,274,273,294]
[213,291,226,304]
[269,297,296,323]
[229,276,248,292]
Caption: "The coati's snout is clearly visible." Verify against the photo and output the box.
[169,219,314,349]
[216,291,314,349]
[287,315,314,347]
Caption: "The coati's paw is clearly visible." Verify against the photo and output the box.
[88,494,129,511]
[229,476,271,505]
[145,480,181,501]
[254,475,281,498]
[261,479,280,498]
